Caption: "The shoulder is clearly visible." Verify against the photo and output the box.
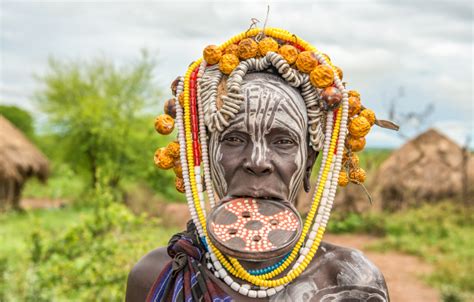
[307,241,388,293]
[126,247,170,302]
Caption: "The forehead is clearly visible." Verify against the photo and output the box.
[224,73,308,134]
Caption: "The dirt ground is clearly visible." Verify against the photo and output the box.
[325,234,439,302]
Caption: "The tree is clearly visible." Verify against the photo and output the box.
[0,105,35,139]
[35,51,169,191]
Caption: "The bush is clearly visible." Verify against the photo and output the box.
[1,183,179,301]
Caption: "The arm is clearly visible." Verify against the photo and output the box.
[125,247,171,302]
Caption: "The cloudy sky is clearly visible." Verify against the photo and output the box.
[1,0,472,148]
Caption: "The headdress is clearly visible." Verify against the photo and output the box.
[153,27,397,298]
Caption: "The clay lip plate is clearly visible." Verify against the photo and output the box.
[207,198,302,261]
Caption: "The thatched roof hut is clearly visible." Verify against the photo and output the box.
[0,115,49,210]
[372,128,473,211]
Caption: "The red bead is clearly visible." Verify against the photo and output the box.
[333,109,339,155]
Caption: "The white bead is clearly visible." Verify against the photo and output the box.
[257,290,267,298]
[230,282,240,291]
[267,288,277,296]
[218,268,227,278]
[306,239,314,247]
[248,290,258,298]
[214,271,220,278]
[213,261,222,270]
[275,285,285,292]
[241,284,251,289]
[224,276,233,285]
[238,286,249,296]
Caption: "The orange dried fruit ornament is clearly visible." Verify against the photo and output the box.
[238,38,258,60]
[219,54,240,75]
[338,170,349,187]
[278,44,299,64]
[349,116,371,138]
[165,141,180,159]
[258,37,279,56]
[334,66,343,80]
[348,90,360,98]
[154,147,175,170]
[310,65,334,88]
[349,167,366,184]
[359,108,376,126]
[348,96,362,117]
[295,51,318,73]
[345,135,366,152]
[154,114,175,135]
[175,177,185,193]
[342,152,360,167]
[203,45,222,65]
[224,44,239,56]
[174,161,183,178]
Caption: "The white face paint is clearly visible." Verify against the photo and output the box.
[209,72,309,203]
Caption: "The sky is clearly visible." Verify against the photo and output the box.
[1,0,473,148]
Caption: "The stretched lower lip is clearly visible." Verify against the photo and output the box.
[226,195,284,202]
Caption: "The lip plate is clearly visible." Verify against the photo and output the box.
[207,198,302,261]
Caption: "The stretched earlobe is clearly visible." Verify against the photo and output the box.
[303,147,319,193]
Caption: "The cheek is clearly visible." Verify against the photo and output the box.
[273,151,300,181]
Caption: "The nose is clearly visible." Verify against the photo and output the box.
[243,159,274,176]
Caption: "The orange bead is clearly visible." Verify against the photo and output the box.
[321,87,342,107]
[154,114,175,135]
[163,98,177,119]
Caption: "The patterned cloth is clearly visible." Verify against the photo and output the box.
[146,221,231,302]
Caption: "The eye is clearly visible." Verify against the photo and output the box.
[222,132,247,146]
[274,138,295,145]
[224,136,244,143]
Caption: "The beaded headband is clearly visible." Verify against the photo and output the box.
[153,27,397,298]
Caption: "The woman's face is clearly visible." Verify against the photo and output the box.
[209,73,310,203]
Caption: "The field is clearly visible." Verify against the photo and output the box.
[1,149,473,301]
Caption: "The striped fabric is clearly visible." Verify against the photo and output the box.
[146,221,232,302]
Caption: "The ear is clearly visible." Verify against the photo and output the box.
[303,146,319,193]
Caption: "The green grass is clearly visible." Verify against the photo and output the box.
[0,203,179,301]
[22,164,86,200]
